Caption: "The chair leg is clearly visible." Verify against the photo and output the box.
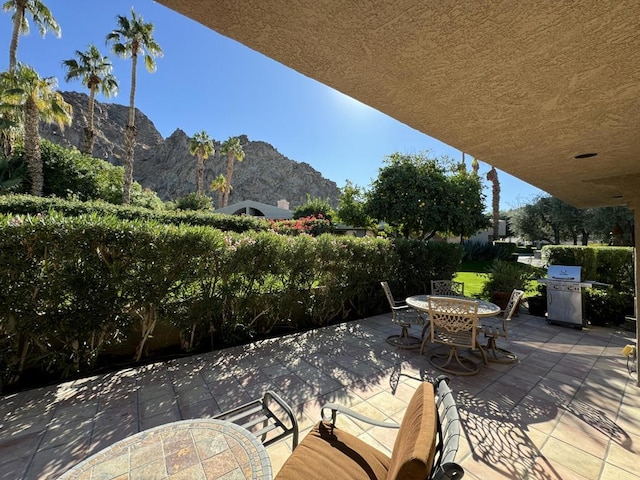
[484,336,518,363]
[429,346,480,376]
[387,323,422,349]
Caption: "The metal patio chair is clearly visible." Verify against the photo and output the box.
[427,296,487,376]
[381,281,428,349]
[478,289,524,363]
[431,280,465,296]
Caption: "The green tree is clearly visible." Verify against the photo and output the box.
[220,136,244,207]
[209,173,227,209]
[3,0,60,73]
[62,44,118,156]
[293,194,335,221]
[448,169,490,239]
[189,130,215,195]
[2,63,72,196]
[366,152,486,239]
[336,181,373,229]
[0,81,22,156]
[510,195,585,244]
[106,8,162,204]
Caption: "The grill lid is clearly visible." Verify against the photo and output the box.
[547,265,581,281]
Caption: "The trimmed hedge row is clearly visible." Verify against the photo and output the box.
[0,194,270,233]
[541,245,635,325]
[0,212,462,387]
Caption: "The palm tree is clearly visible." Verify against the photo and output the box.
[189,130,215,195]
[3,0,60,73]
[106,8,162,204]
[2,63,72,195]
[209,174,227,209]
[220,136,245,207]
[0,82,22,156]
[486,166,501,241]
[62,44,118,156]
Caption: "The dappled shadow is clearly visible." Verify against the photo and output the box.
[457,388,562,479]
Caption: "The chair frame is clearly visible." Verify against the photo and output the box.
[320,375,464,480]
[381,281,428,349]
[214,390,299,450]
[431,280,465,297]
[427,296,487,376]
[479,289,524,363]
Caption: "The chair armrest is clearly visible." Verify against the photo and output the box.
[321,403,400,429]
[431,462,465,480]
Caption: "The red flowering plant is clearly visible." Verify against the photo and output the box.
[269,215,334,237]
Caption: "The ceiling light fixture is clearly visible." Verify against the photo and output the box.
[574,153,598,159]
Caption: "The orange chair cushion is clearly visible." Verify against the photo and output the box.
[385,382,437,480]
[275,421,391,480]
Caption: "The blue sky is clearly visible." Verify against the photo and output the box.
[2,0,544,210]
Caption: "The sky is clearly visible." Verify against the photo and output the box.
[2,0,545,211]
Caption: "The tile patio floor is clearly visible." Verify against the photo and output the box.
[0,312,638,480]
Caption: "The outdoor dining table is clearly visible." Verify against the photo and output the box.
[406,295,502,367]
[405,294,501,318]
[57,418,272,479]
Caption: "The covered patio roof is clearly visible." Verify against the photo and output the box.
[157,0,640,209]
[156,1,640,380]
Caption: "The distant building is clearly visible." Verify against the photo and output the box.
[216,200,293,220]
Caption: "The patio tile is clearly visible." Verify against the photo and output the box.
[541,437,603,479]
[1,313,638,480]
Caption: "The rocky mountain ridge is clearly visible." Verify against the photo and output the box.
[40,91,339,208]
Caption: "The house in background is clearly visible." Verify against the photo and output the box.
[216,199,293,220]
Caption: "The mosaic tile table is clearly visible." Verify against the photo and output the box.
[57,418,272,479]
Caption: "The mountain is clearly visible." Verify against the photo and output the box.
[39,91,339,208]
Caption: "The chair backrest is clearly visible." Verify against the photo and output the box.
[381,281,396,307]
[430,280,464,297]
[504,289,525,321]
[428,296,479,349]
[386,377,464,480]
[386,382,437,480]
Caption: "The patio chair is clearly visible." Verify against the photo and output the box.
[381,281,428,349]
[478,289,524,363]
[213,390,299,450]
[431,280,465,296]
[426,296,487,376]
[275,375,465,480]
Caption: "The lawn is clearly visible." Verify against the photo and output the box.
[454,260,542,298]
[454,261,490,298]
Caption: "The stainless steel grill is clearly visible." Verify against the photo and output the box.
[537,265,603,329]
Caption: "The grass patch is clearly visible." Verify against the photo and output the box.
[454,271,487,298]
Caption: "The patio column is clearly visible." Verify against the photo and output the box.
[634,206,640,386]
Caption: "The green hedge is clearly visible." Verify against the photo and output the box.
[542,245,635,325]
[0,212,461,387]
[0,194,270,233]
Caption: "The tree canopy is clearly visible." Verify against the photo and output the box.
[365,152,488,239]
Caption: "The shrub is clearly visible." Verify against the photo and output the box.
[175,192,214,211]
[462,240,516,261]
[7,140,164,208]
[0,212,461,389]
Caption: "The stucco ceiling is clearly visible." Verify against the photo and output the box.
[157,0,640,209]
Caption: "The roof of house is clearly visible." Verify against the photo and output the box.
[216,200,293,220]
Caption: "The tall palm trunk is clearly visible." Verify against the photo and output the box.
[217,189,224,209]
[487,166,500,241]
[197,153,204,194]
[82,85,97,155]
[24,96,43,196]
[8,0,26,73]
[223,153,234,207]
[122,49,138,204]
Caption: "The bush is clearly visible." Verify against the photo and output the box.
[175,192,214,211]
[543,245,635,326]
[462,240,516,262]
[0,212,460,389]
[0,194,269,233]
[7,140,164,208]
